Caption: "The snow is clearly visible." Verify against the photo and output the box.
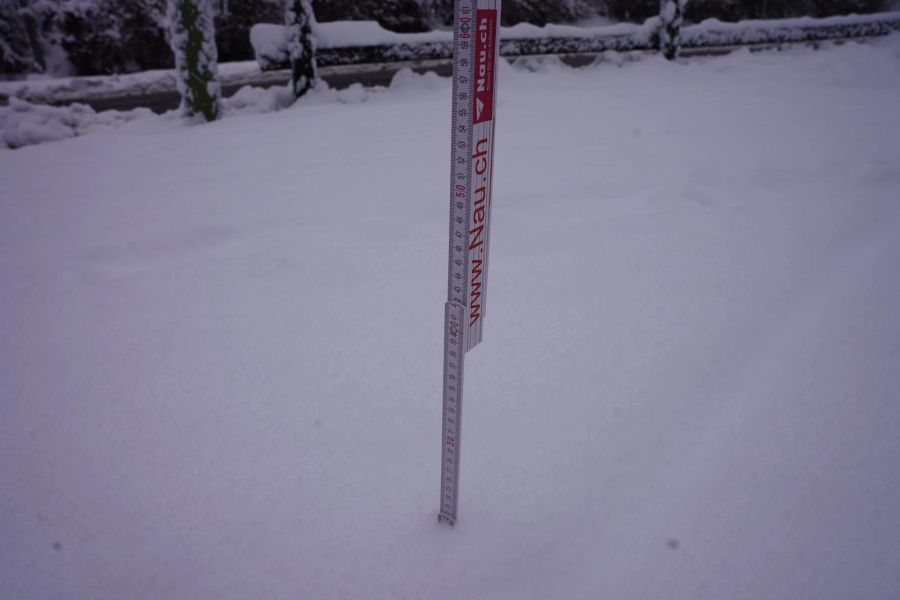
[684,11,900,46]
[311,12,900,44]
[0,61,264,107]
[0,97,153,149]
[250,23,291,70]
[3,37,900,600]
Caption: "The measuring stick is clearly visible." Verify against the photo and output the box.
[439,0,502,528]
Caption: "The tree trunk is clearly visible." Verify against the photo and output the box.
[659,0,687,60]
[286,0,317,99]
[167,0,221,121]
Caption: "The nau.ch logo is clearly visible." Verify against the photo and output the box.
[473,9,497,124]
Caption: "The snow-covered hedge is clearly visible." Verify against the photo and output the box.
[250,12,900,71]
[0,0,172,76]
[680,12,900,46]
[513,11,900,55]
[250,23,290,71]
[0,96,152,149]
[4,0,895,76]
[608,0,887,22]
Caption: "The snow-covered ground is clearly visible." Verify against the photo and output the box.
[0,60,268,110]
[3,37,900,600]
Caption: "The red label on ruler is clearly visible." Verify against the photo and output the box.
[473,9,497,124]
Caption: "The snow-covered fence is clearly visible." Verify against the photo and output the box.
[252,12,900,70]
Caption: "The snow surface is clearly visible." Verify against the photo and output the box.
[0,61,265,107]
[3,38,900,600]
[0,97,154,149]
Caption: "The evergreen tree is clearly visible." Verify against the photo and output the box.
[118,0,170,72]
[215,0,282,63]
[659,0,687,60]
[421,0,453,29]
[167,0,221,121]
[285,0,316,99]
[312,0,429,33]
[0,0,39,73]
[500,0,600,26]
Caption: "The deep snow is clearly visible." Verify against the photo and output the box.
[2,38,900,599]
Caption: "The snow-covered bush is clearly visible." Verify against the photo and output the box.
[659,0,687,59]
[1,0,895,77]
[0,96,152,149]
[286,0,317,98]
[249,23,289,70]
[214,0,282,62]
[0,0,171,76]
[611,0,888,23]
[167,0,221,122]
